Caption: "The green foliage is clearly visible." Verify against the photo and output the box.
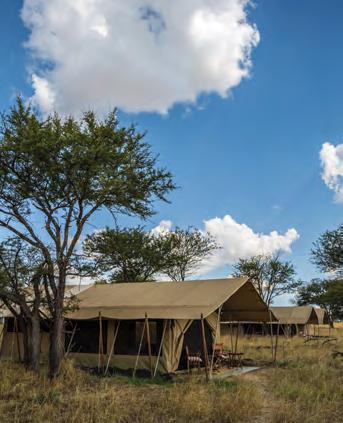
[82,226,171,282]
[312,224,343,274]
[161,227,219,281]
[296,278,343,322]
[232,254,300,305]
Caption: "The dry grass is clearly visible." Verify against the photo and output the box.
[0,327,342,422]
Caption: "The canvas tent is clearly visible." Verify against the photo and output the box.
[1,277,274,375]
[269,306,319,336]
[314,308,329,325]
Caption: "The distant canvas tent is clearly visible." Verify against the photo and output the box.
[0,277,275,376]
[270,306,320,336]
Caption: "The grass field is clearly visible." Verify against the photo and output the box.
[0,327,342,422]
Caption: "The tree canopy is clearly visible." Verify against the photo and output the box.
[311,224,343,275]
[232,254,300,306]
[0,98,175,377]
[296,278,343,323]
[161,227,218,281]
[82,226,171,282]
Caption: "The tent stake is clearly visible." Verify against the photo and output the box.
[145,313,153,378]
[209,306,222,379]
[105,320,121,376]
[200,314,209,382]
[153,319,167,378]
[133,318,147,378]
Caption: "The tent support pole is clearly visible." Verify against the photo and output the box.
[14,317,21,362]
[133,318,147,378]
[65,322,78,358]
[145,313,153,378]
[274,323,280,362]
[230,320,233,352]
[105,320,121,376]
[234,322,239,354]
[209,305,222,379]
[98,312,104,373]
[269,311,274,362]
[153,319,167,378]
[200,314,209,382]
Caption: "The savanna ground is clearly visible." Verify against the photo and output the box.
[0,323,342,423]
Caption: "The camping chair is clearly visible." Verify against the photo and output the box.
[212,343,231,370]
[228,351,244,368]
[185,346,202,373]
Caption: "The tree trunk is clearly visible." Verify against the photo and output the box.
[17,315,30,366]
[49,306,64,379]
[29,313,41,374]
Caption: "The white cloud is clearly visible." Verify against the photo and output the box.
[320,142,343,202]
[152,215,299,275]
[21,0,259,114]
[151,219,172,235]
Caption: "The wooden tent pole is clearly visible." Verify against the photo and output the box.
[14,317,21,362]
[234,322,239,354]
[105,320,121,376]
[269,311,274,362]
[274,323,280,362]
[98,312,104,373]
[145,313,153,378]
[230,320,233,351]
[153,319,167,378]
[209,306,222,379]
[200,314,209,382]
[65,323,78,358]
[133,318,147,378]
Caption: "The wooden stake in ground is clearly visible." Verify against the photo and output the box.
[153,319,167,378]
[105,320,121,376]
[200,314,209,382]
[133,318,147,378]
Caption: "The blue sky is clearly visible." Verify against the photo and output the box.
[1,1,343,303]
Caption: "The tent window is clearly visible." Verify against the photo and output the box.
[65,320,107,354]
[114,320,163,356]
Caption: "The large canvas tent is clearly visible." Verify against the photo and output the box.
[269,306,319,336]
[1,277,274,375]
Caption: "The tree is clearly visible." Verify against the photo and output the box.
[82,226,171,282]
[161,227,218,281]
[296,279,343,325]
[311,224,343,274]
[0,238,45,372]
[0,98,174,378]
[232,254,300,306]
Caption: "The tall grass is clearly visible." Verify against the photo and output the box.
[0,328,342,422]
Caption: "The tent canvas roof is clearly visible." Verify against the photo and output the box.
[67,277,274,321]
[270,306,319,325]
[314,308,329,325]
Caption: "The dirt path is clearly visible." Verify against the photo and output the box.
[240,368,275,423]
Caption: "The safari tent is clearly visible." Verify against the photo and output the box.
[269,306,319,336]
[0,277,274,375]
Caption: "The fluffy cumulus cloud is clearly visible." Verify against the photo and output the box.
[320,142,343,202]
[150,219,172,235]
[152,215,299,275]
[21,0,259,114]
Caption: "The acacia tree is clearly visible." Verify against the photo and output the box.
[0,237,45,372]
[0,99,174,378]
[161,227,218,281]
[311,224,343,274]
[296,279,343,325]
[232,254,300,306]
[82,226,171,282]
